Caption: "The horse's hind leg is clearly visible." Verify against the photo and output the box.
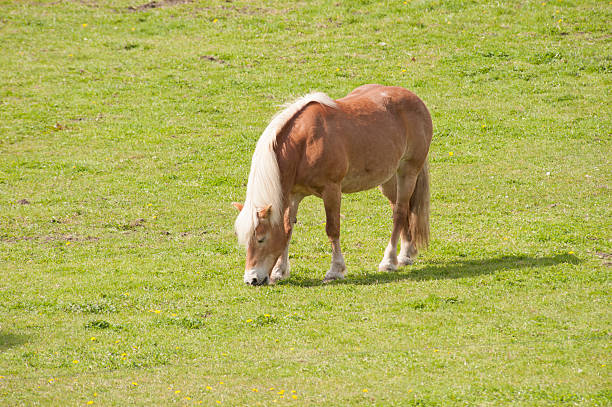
[378,165,419,271]
[321,184,347,282]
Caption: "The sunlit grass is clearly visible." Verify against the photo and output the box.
[0,0,610,405]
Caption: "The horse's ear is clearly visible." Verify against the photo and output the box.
[232,202,244,212]
[257,204,272,219]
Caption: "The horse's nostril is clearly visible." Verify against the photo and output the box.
[251,277,258,285]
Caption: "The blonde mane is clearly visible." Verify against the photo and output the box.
[235,92,337,246]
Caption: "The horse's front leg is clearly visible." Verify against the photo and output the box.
[322,185,346,282]
[270,195,303,284]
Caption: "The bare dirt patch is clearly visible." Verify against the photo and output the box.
[128,0,192,12]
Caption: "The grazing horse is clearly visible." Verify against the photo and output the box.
[233,84,432,285]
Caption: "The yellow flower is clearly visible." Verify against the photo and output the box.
[87,402,93,405]
[278,390,285,395]
[82,23,87,28]
[185,397,191,401]
[252,388,258,392]
[132,382,138,386]
[206,386,212,390]
[213,19,218,23]
[131,27,135,31]
[246,319,253,323]
[72,360,79,364]
[175,390,181,394]
[568,251,574,254]
[90,337,96,341]
[448,151,454,156]
[363,389,368,393]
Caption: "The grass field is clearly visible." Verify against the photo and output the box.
[1,0,610,405]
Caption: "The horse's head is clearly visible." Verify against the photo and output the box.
[233,203,287,285]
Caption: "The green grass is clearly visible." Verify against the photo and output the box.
[0,0,610,405]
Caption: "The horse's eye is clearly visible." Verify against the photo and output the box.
[257,237,265,244]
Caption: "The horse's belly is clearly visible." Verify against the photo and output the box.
[340,167,395,193]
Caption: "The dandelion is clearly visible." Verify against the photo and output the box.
[448,151,454,157]
[336,68,340,72]
[66,241,71,245]
[219,381,224,385]
[90,337,96,341]
[175,390,181,394]
[185,397,191,401]
[213,19,218,23]
[131,27,135,31]
[433,348,439,352]
[278,390,285,395]
[568,251,575,254]
[82,23,88,28]
[93,393,97,397]
[206,386,212,390]
[216,401,221,404]
[132,382,138,386]
[87,402,94,405]
[363,389,368,393]
[292,395,298,399]
[401,69,407,72]
[73,360,79,364]
[252,388,258,392]
[246,319,253,323]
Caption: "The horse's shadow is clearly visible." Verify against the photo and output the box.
[284,254,580,287]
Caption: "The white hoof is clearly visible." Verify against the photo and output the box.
[270,264,290,284]
[378,259,398,272]
[398,255,414,266]
[323,265,346,283]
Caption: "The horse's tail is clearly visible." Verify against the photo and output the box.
[409,160,430,250]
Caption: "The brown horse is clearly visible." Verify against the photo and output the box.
[233,84,432,285]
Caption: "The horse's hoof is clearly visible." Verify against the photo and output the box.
[378,261,398,272]
[398,256,414,266]
[323,269,345,283]
[270,268,289,284]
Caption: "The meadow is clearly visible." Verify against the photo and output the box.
[0,0,610,405]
